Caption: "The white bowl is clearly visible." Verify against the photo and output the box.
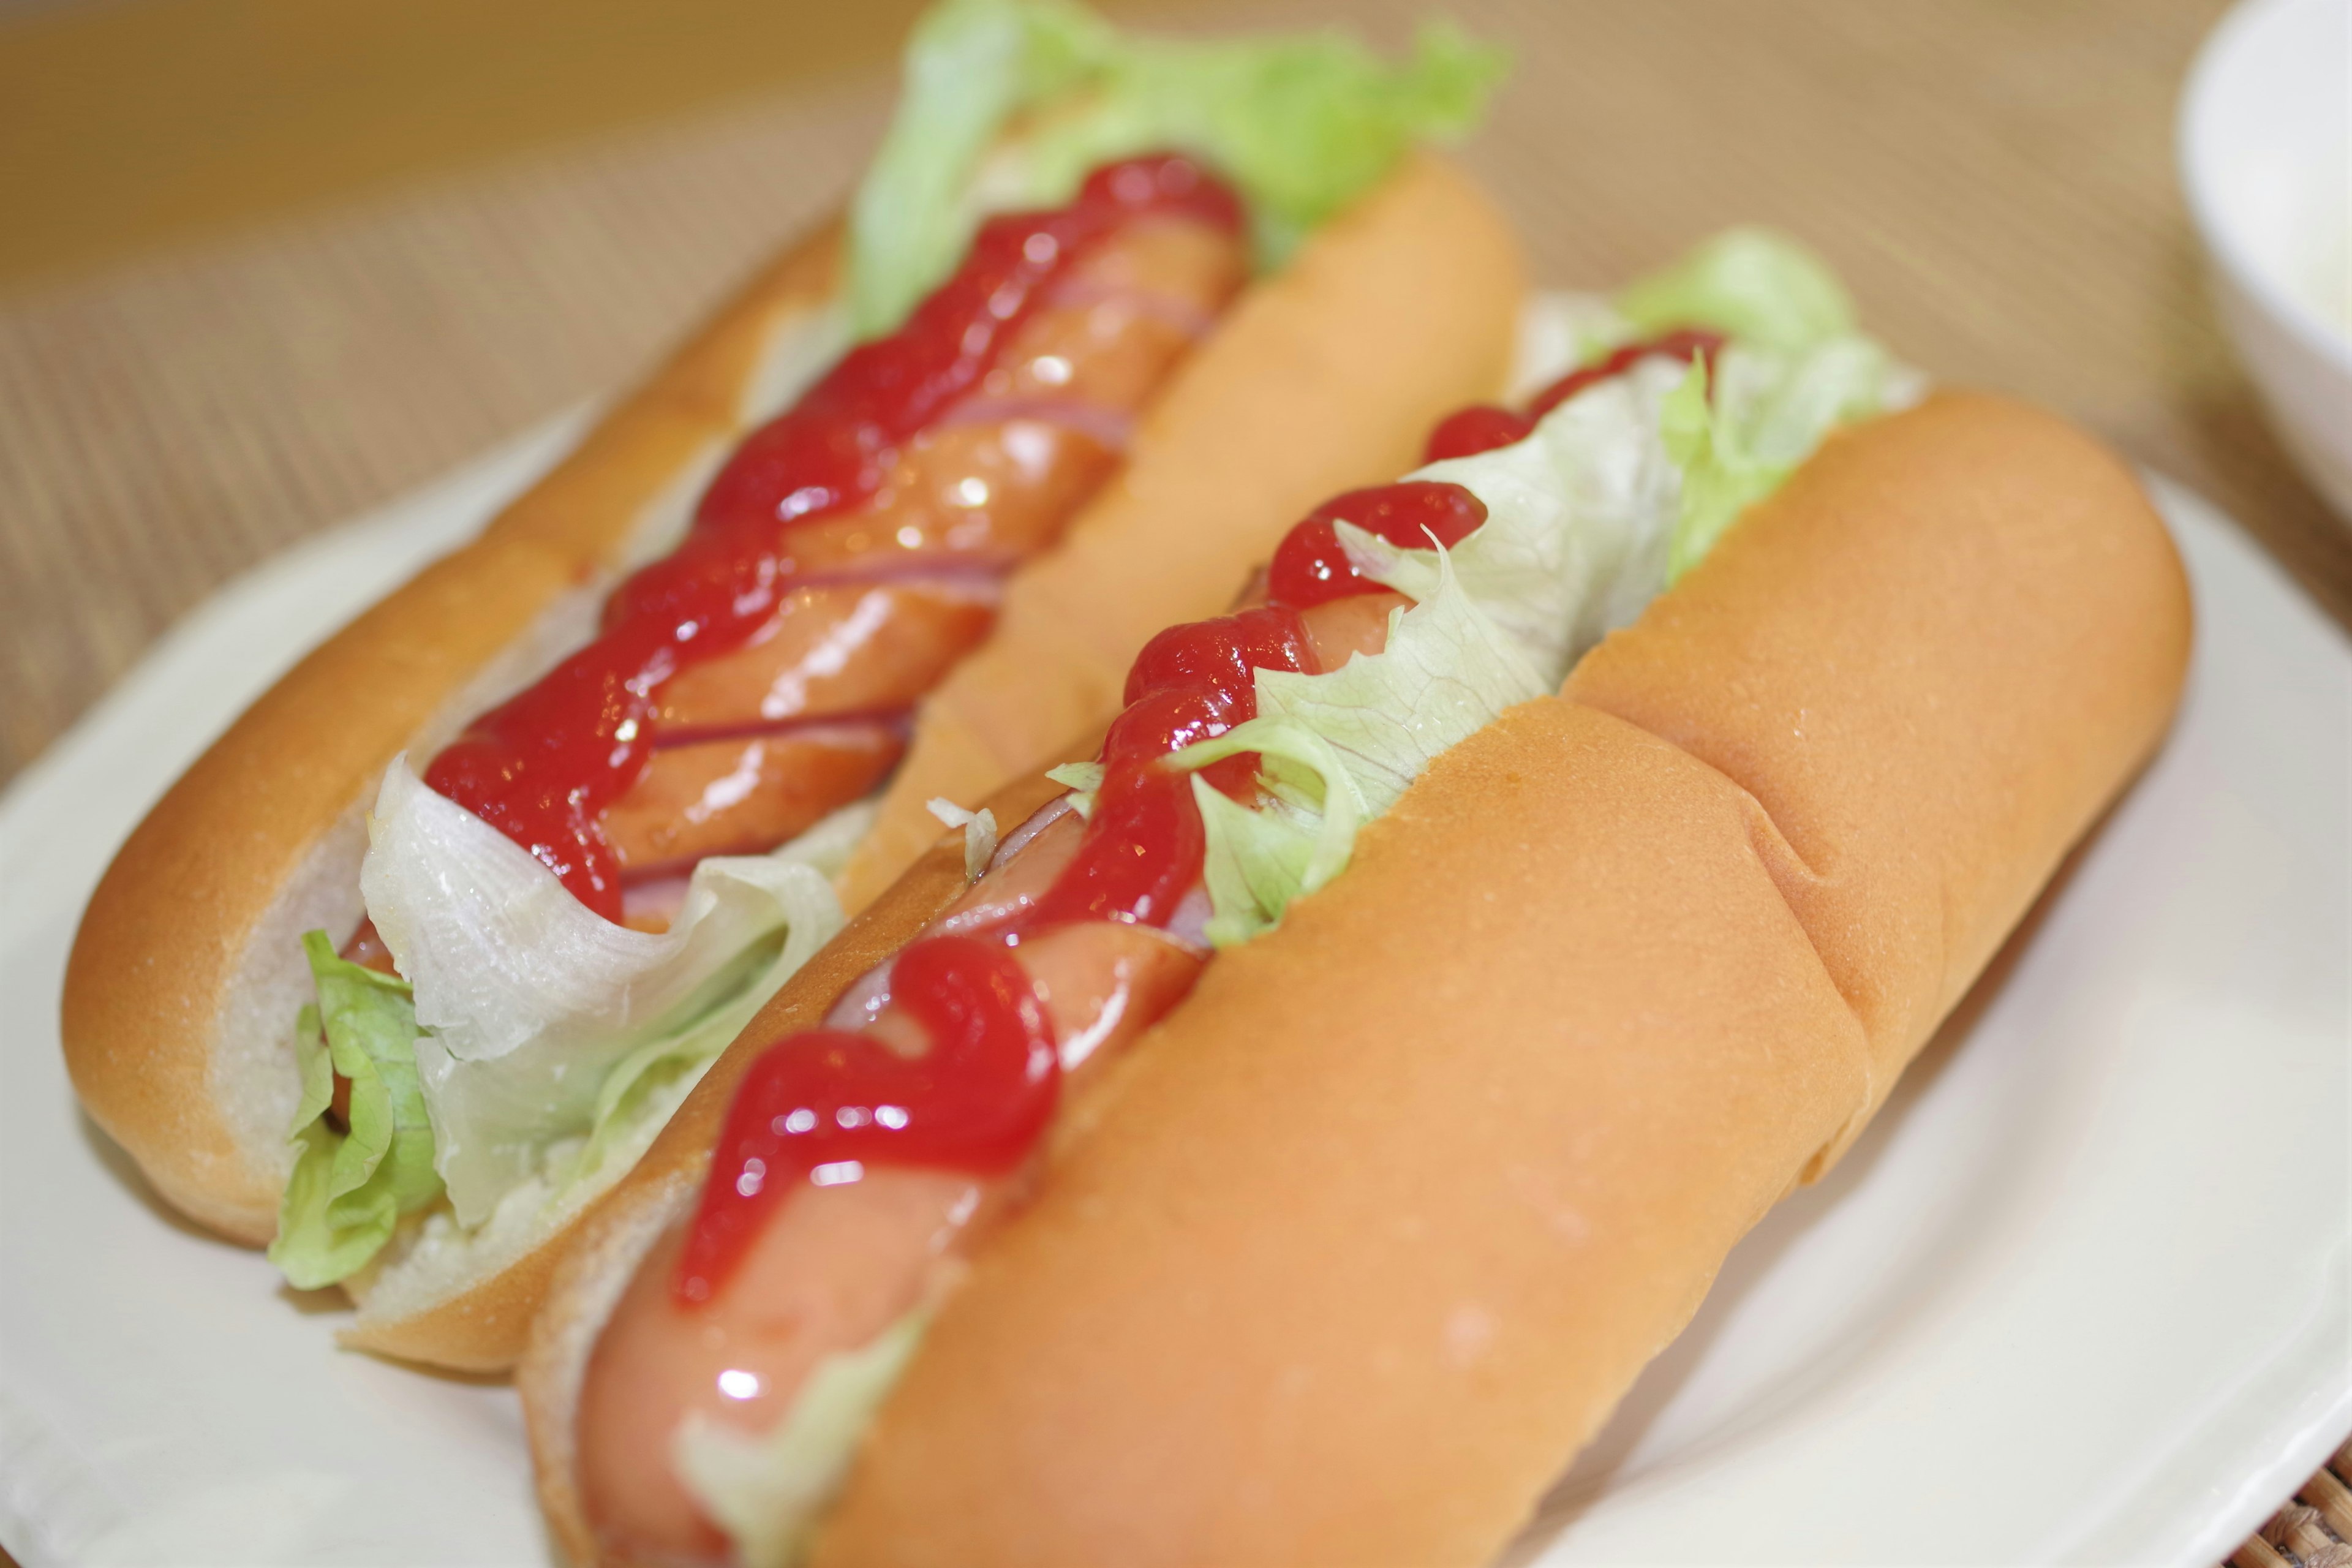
[2179,0,2352,522]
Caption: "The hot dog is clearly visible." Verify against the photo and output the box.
[519,229,2193,1566]
[58,0,1525,1372]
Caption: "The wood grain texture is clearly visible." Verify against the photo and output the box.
[0,0,2343,1555]
[0,0,1155,287]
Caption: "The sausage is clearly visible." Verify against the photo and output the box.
[571,591,1392,1558]
[576,901,1202,1562]
[579,1167,1003,1562]
[601,726,907,878]
[652,584,997,736]
[584,215,1247,895]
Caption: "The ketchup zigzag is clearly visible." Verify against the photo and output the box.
[422,157,1246,922]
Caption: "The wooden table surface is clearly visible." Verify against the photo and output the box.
[6,0,2350,794]
[0,1,2343,1562]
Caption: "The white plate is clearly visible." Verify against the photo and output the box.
[1,431,2345,1567]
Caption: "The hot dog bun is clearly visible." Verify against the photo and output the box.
[522,391,2189,1562]
[806,392,2190,1566]
[61,155,1525,1370]
[63,223,848,1248]
[522,764,1074,1568]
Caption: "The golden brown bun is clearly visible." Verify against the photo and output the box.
[1561,390,2195,1158]
[835,154,1527,911]
[521,767,1075,1567]
[333,1222,572,1371]
[61,224,846,1243]
[805,393,2192,1566]
[61,149,1526,1372]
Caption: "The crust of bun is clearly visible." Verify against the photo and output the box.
[334,1226,571,1373]
[1562,390,2195,1158]
[835,153,1528,911]
[61,224,846,1243]
[519,767,1074,1564]
[804,392,2192,1566]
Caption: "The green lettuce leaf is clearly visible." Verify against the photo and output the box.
[675,1310,930,1568]
[925,796,1000,882]
[1250,554,1546,816]
[1339,353,1695,679]
[1174,720,1365,948]
[268,932,442,1289]
[1664,335,1918,579]
[1043,760,1104,822]
[850,0,1112,337]
[850,0,1506,334]
[1615,226,1857,352]
[274,788,870,1289]
[1172,245,1923,944]
[1166,556,1544,942]
[570,930,799,1185]
[365,767,861,1230]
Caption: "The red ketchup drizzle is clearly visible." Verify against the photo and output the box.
[676,320,1732,1303]
[1422,328,1728,463]
[1265,481,1489,608]
[676,603,1308,1302]
[1027,603,1311,933]
[672,935,1055,1304]
[423,155,1242,921]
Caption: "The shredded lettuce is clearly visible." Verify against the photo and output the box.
[925,796,1000,882]
[1166,557,1542,946]
[1164,232,1922,943]
[675,1310,930,1568]
[1253,554,1547,816]
[1664,335,1923,579]
[1615,227,1858,352]
[355,769,865,1232]
[850,0,1111,338]
[1340,355,1695,677]
[1044,760,1103,820]
[268,934,443,1289]
[568,932,801,1183]
[850,0,1506,335]
[1511,230,1863,400]
[1177,722,1363,948]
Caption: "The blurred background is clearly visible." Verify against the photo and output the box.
[4,0,2347,799]
[0,3,2346,1563]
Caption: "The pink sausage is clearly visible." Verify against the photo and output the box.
[573,587,1400,1558]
